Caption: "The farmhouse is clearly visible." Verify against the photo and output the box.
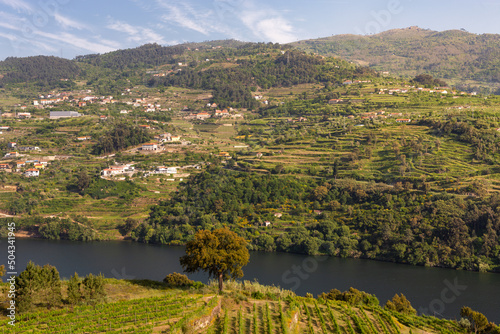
[142,143,158,151]
[196,112,211,120]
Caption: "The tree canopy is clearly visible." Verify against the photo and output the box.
[180,228,249,292]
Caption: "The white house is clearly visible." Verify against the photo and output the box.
[156,166,178,174]
[24,169,39,177]
[142,143,158,151]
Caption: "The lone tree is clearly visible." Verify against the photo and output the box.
[180,228,249,293]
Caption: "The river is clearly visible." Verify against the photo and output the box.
[4,238,500,322]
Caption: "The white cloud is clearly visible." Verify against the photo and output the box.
[0,31,17,41]
[107,19,166,44]
[0,11,26,31]
[254,17,296,43]
[34,31,118,54]
[0,0,33,13]
[157,0,209,35]
[54,13,88,30]
[239,5,297,43]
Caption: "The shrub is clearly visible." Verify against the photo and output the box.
[163,272,194,287]
[384,293,417,315]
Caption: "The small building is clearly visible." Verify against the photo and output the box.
[196,112,211,120]
[24,169,39,177]
[101,167,125,177]
[156,166,178,174]
[4,152,19,158]
[49,111,82,119]
[274,213,282,218]
[0,164,9,170]
[218,152,231,158]
[34,164,45,169]
[142,143,158,151]
[17,112,31,119]
[396,119,411,123]
[7,142,16,149]
[262,221,272,227]
[170,135,181,142]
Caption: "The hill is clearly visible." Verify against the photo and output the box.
[0,55,80,88]
[291,27,500,94]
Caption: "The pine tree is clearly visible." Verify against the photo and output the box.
[15,261,42,313]
[67,272,82,305]
[82,273,106,305]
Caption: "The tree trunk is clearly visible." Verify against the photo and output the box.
[218,273,223,293]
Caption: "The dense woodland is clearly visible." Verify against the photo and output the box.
[132,168,500,272]
[148,49,373,108]
[91,122,152,155]
[0,56,80,88]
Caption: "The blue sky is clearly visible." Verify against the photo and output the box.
[0,0,499,60]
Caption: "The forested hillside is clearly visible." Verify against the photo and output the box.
[292,27,500,93]
[0,55,80,88]
[133,167,500,272]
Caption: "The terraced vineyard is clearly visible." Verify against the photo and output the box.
[3,292,217,333]
[1,281,467,334]
[208,297,465,334]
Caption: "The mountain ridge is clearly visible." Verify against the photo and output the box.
[291,27,500,93]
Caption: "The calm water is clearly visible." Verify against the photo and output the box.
[3,238,499,322]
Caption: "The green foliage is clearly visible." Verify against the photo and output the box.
[75,43,186,70]
[0,264,5,282]
[180,228,250,292]
[82,273,106,305]
[67,272,82,305]
[38,217,100,241]
[84,177,143,200]
[76,170,91,193]
[460,306,500,334]
[163,272,194,287]
[91,122,151,155]
[318,287,379,307]
[412,74,447,87]
[384,294,417,315]
[0,55,80,88]
[15,262,62,313]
